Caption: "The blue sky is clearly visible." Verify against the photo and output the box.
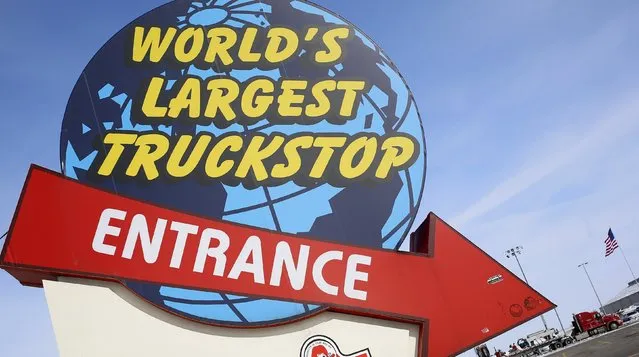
[1,0,639,355]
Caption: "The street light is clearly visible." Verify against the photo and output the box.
[578,262,605,312]
[505,246,549,330]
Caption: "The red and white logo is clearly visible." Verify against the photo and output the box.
[300,335,371,357]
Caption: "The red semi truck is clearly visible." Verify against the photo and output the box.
[500,311,624,356]
[571,311,623,337]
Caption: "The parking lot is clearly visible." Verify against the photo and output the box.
[547,324,639,357]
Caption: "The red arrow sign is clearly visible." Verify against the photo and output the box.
[0,166,554,357]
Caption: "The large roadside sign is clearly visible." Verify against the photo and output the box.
[0,1,554,356]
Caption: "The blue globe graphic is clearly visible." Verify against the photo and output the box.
[60,0,426,326]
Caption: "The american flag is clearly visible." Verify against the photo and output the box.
[605,228,619,257]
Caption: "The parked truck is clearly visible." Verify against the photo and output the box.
[502,311,623,356]
[570,311,623,338]
[506,328,573,356]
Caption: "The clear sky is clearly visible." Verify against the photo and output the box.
[1,0,639,355]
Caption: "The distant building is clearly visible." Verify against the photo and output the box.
[603,279,639,313]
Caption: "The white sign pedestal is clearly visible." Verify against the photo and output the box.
[43,278,419,357]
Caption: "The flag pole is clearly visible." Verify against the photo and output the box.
[611,228,637,283]
[618,243,637,283]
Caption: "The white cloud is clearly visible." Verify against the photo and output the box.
[449,88,639,229]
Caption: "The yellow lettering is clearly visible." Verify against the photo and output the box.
[304,27,319,42]
[174,27,205,63]
[265,28,299,63]
[306,80,336,118]
[315,27,350,63]
[235,135,285,182]
[97,133,138,176]
[205,136,243,178]
[166,135,212,178]
[95,133,413,184]
[142,77,168,118]
[242,79,275,119]
[205,27,237,66]
[168,78,201,119]
[132,27,177,63]
[205,79,240,121]
[376,136,416,179]
[339,136,377,179]
[271,136,314,179]
[126,134,170,180]
[309,136,347,179]
[278,80,308,117]
[238,27,261,63]
[337,81,366,117]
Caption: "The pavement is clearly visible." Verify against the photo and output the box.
[546,323,639,357]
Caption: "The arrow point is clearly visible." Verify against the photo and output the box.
[410,213,555,357]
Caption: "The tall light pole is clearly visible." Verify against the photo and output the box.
[552,307,566,336]
[578,262,604,312]
[505,246,549,330]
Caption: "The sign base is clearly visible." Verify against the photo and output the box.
[43,278,420,357]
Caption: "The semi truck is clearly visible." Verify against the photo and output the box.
[475,310,624,357]
[500,311,623,356]
[570,311,623,338]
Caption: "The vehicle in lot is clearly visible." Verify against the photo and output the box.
[492,310,624,356]
[570,311,623,337]
[544,317,639,357]
[474,344,491,357]
[619,305,639,323]
[505,328,573,356]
